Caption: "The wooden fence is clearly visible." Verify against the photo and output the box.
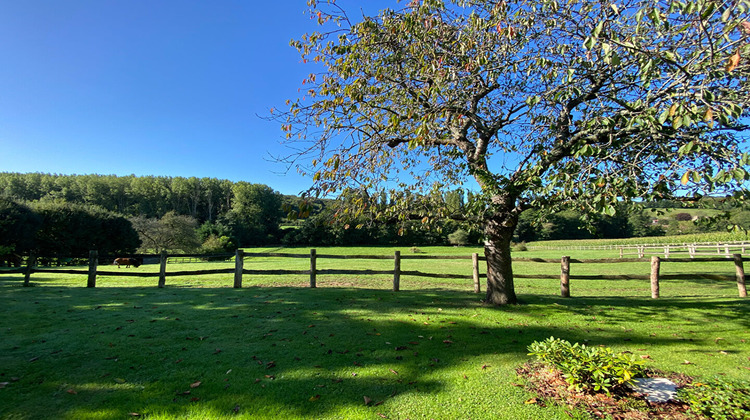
[4,249,747,298]
[530,241,750,258]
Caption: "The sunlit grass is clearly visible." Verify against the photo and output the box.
[1,245,748,419]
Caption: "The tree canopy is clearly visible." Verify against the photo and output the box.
[279,0,750,304]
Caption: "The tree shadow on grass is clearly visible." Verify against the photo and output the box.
[0,284,746,419]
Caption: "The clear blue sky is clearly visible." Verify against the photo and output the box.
[0,0,381,196]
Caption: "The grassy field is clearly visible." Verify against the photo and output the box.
[1,245,749,419]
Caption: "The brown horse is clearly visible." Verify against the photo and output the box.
[113,257,141,268]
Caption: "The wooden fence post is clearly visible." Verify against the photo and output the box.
[87,250,98,288]
[23,253,36,287]
[560,256,571,298]
[309,249,317,288]
[158,250,167,288]
[650,256,660,299]
[734,254,747,298]
[472,253,480,293]
[393,251,401,292]
[234,249,244,288]
[619,247,623,258]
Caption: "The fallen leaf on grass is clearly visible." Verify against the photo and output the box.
[114,378,127,384]
[640,355,651,360]
[481,364,490,370]
[309,394,320,402]
[377,413,387,418]
[190,381,202,388]
[364,396,372,405]
[525,398,538,405]
[682,360,693,365]
[66,389,77,395]
[128,413,141,417]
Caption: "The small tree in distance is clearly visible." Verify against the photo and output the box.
[277,0,750,304]
[131,212,200,253]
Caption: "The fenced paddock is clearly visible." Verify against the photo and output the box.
[1,247,746,299]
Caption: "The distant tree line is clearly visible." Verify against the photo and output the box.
[1,173,746,260]
[0,173,286,255]
[0,198,140,265]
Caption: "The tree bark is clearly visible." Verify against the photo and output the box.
[484,216,518,305]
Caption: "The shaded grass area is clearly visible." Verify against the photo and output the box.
[1,246,749,419]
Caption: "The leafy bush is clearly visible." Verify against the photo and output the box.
[513,241,528,251]
[448,229,470,246]
[527,337,644,396]
[199,234,235,254]
[673,212,694,221]
[678,378,750,420]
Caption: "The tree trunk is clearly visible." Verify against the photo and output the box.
[484,216,518,305]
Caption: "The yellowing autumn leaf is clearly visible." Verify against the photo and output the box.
[681,171,691,185]
[668,103,678,117]
[309,394,321,402]
[727,50,740,72]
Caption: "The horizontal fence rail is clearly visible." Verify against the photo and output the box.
[2,249,746,298]
[529,241,750,259]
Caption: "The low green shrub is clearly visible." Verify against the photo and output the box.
[448,229,470,246]
[527,337,645,396]
[513,241,528,251]
[678,377,750,420]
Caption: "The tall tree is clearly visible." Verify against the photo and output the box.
[0,198,41,257]
[278,0,750,304]
[225,182,284,245]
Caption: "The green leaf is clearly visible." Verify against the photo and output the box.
[583,36,596,50]
[591,21,604,39]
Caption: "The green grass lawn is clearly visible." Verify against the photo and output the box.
[1,246,748,419]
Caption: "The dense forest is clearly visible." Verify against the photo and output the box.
[1,172,747,262]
